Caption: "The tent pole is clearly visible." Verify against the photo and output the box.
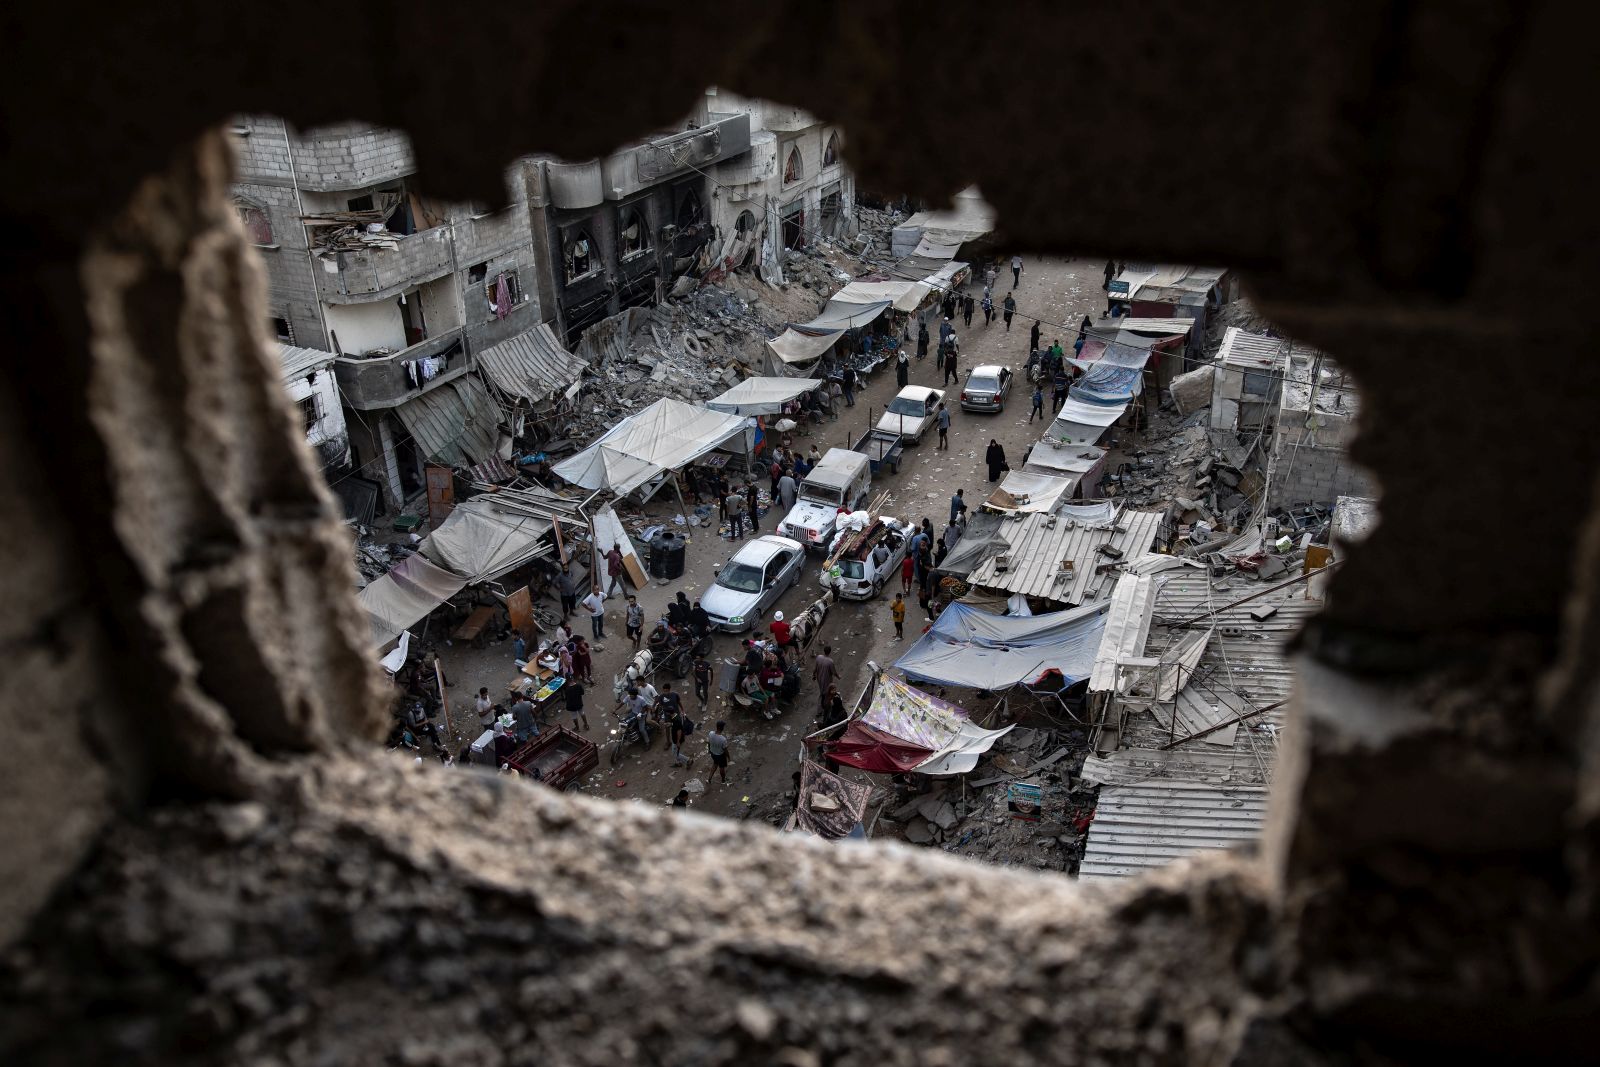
[671,471,691,530]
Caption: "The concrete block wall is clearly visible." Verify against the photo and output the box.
[292,123,414,192]
[1271,417,1376,508]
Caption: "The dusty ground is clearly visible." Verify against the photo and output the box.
[427,254,1114,827]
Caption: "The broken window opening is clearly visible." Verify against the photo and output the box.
[234,199,274,245]
[784,145,803,184]
[735,210,755,235]
[467,262,488,284]
[823,132,840,167]
[297,394,320,434]
[271,315,293,343]
[782,206,805,250]
[564,230,595,282]
[485,270,522,317]
[620,208,648,257]
[676,190,704,231]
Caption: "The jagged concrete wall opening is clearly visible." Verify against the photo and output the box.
[1,4,1597,1064]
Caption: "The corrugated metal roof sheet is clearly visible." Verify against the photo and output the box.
[1118,318,1196,336]
[475,322,588,405]
[394,374,502,467]
[1077,779,1270,881]
[1216,326,1289,371]
[279,343,337,383]
[1089,573,1156,691]
[966,509,1164,605]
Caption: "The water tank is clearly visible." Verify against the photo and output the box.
[650,531,687,580]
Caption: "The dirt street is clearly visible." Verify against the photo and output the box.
[433,255,1113,825]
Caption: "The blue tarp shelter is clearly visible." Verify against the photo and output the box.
[893,601,1110,690]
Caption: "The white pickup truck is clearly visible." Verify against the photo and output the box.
[777,448,872,553]
[819,515,914,600]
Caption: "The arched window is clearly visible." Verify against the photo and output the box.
[620,209,648,257]
[823,132,840,167]
[783,146,803,185]
[677,189,704,229]
[564,229,594,282]
[234,199,274,245]
[735,210,756,235]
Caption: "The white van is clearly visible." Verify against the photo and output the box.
[777,448,872,551]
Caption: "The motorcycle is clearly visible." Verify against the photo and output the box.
[607,715,653,766]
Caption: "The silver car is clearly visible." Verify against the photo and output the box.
[698,535,806,632]
[960,364,1014,412]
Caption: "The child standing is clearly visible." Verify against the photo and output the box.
[1029,384,1045,422]
[891,593,906,638]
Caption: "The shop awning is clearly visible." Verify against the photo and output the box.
[419,498,553,584]
[475,322,588,405]
[766,327,842,367]
[394,375,503,467]
[706,377,819,416]
[358,554,467,646]
[893,601,1110,691]
[984,471,1076,515]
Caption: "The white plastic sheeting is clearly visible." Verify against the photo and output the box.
[766,327,842,367]
[706,377,819,416]
[420,499,552,584]
[831,280,932,313]
[894,601,1110,691]
[1089,574,1157,692]
[984,471,1075,514]
[891,187,997,257]
[553,398,748,494]
[358,554,467,646]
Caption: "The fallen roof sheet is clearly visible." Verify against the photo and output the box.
[1077,779,1270,881]
[394,375,502,468]
[1088,573,1158,692]
[475,322,588,405]
[791,759,873,839]
[1216,326,1290,371]
[1024,441,1107,478]
[966,508,1164,605]
[893,601,1108,691]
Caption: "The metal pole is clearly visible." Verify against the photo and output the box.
[1168,560,1344,628]
[1160,698,1287,750]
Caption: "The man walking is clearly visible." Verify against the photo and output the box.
[984,264,997,291]
[692,653,712,709]
[950,488,967,526]
[916,320,929,360]
[777,469,798,512]
[706,722,730,785]
[581,585,606,639]
[556,565,579,619]
[565,678,590,732]
[1053,369,1069,413]
[746,481,760,532]
[660,683,690,766]
[841,364,857,407]
[962,292,975,327]
[725,485,745,540]
[604,544,625,597]
[1029,383,1045,422]
[943,344,959,387]
[1030,318,1042,354]
[1002,293,1016,332]
[981,291,994,326]
[935,402,951,449]
[1011,254,1023,288]
[626,595,644,650]
[1103,259,1115,290]
[812,645,836,713]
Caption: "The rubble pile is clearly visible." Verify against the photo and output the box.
[352,538,416,589]
[876,726,1099,873]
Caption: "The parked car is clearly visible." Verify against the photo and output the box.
[960,364,1014,412]
[819,516,913,600]
[777,448,873,552]
[699,535,806,632]
[875,385,946,444]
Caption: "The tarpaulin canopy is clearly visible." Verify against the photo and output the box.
[552,397,748,494]
[826,721,933,773]
[358,554,467,646]
[1024,442,1107,477]
[1070,364,1145,404]
[805,298,892,331]
[766,327,842,367]
[937,513,1009,577]
[832,280,932,314]
[985,471,1076,514]
[854,673,1014,776]
[894,601,1110,691]
[705,377,819,416]
[420,498,552,584]
[1069,340,1154,373]
[891,187,997,257]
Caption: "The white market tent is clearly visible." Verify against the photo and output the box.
[764,297,893,370]
[984,471,1077,514]
[706,377,819,417]
[832,279,933,314]
[420,498,553,584]
[552,397,750,495]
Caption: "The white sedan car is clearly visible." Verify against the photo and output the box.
[875,385,946,445]
[698,535,806,632]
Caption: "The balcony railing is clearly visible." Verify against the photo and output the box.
[313,226,454,303]
[333,328,468,410]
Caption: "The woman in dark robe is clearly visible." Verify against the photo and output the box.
[985,439,1008,482]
